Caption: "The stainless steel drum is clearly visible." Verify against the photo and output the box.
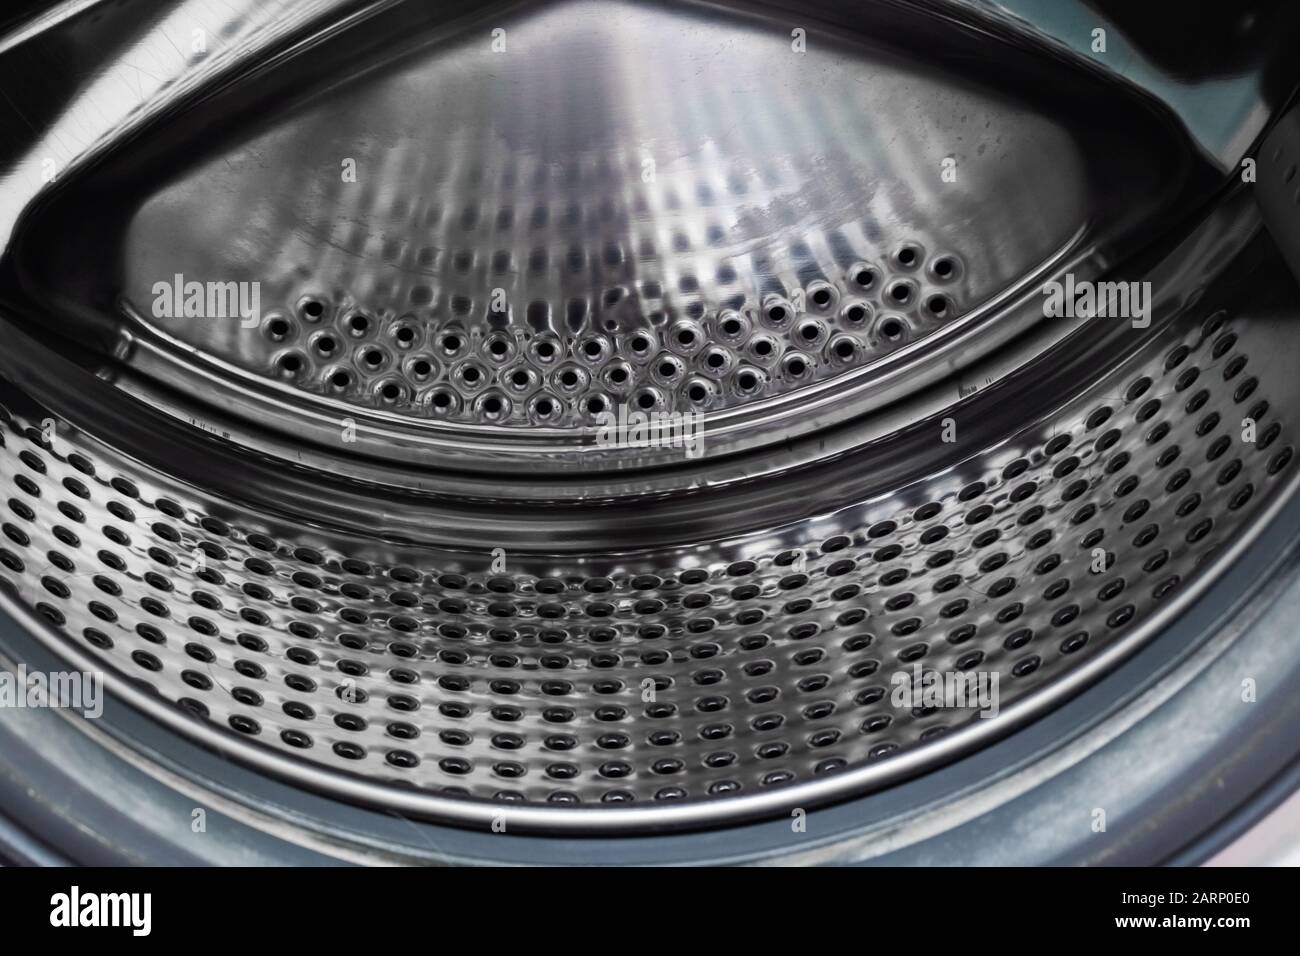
[1,0,1299,863]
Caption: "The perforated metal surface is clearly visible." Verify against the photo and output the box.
[0,0,1294,837]
[225,241,966,427]
[1,300,1294,808]
[15,0,1185,472]
[107,0,1016,426]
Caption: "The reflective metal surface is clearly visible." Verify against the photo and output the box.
[5,0,1206,470]
[2,262,1296,818]
[0,0,1296,840]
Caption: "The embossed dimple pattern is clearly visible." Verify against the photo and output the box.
[91,0,1094,434]
[0,309,1293,806]
[251,243,966,425]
